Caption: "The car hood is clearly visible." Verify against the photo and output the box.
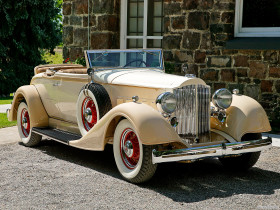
[94,69,206,89]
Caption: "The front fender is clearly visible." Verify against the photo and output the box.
[8,85,49,128]
[69,102,183,151]
[211,94,271,141]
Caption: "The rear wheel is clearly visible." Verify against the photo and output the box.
[219,133,262,170]
[17,102,42,147]
[113,119,157,183]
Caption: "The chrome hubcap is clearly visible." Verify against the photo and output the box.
[84,108,92,122]
[22,117,28,129]
[123,140,133,157]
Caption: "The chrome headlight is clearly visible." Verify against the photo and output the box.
[212,88,232,109]
[156,92,177,114]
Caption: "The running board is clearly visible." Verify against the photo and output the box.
[32,127,81,145]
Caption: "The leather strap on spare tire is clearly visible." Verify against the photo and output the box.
[77,83,112,136]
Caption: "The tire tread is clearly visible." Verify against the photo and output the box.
[219,133,262,170]
[24,133,42,147]
[129,145,157,184]
[87,83,112,119]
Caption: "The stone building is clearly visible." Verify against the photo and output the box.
[62,0,280,124]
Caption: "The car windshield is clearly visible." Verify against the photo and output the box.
[86,49,163,70]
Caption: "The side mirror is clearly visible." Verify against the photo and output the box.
[87,68,94,76]
[87,68,94,83]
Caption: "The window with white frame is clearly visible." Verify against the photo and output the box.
[235,0,280,37]
[120,0,164,49]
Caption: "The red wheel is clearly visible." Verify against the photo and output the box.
[17,102,42,146]
[113,119,157,183]
[81,97,98,131]
[20,108,30,137]
[120,128,140,169]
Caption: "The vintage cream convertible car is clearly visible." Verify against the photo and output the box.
[8,49,272,183]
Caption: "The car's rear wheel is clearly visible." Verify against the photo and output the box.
[219,133,262,170]
[113,119,157,183]
[77,83,112,136]
[17,102,42,146]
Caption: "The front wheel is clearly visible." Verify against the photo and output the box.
[219,133,262,170]
[17,102,42,147]
[113,119,157,183]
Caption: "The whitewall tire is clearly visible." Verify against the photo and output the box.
[113,119,157,183]
[17,102,42,147]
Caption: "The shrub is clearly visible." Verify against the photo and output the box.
[0,0,62,95]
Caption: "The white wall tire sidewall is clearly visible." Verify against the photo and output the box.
[17,103,31,144]
[76,90,100,136]
[113,119,143,180]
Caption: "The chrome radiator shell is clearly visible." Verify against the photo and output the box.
[174,84,211,141]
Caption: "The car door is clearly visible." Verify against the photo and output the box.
[33,72,62,118]
[54,72,87,123]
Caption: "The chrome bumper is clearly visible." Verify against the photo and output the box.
[152,137,272,164]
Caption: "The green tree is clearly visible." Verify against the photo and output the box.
[0,0,62,95]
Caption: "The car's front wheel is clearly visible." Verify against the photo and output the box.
[113,119,157,183]
[219,133,262,170]
[17,102,42,146]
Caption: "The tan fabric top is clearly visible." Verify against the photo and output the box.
[34,64,86,74]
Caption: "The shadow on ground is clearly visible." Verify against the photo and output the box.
[25,140,280,203]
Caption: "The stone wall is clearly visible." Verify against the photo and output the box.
[163,0,280,121]
[62,0,280,122]
[62,0,120,61]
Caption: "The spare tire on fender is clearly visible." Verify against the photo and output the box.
[77,83,112,136]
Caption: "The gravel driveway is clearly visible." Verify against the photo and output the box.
[0,139,280,210]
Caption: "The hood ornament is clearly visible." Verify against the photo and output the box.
[185,74,196,78]
[182,64,196,78]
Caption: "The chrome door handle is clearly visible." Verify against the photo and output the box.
[53,83,61,86]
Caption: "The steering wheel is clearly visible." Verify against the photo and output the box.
[124,59,147,67]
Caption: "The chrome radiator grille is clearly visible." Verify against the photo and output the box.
[174,84,210,137]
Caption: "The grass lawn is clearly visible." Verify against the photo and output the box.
[0,113,17,128]
[42,50,63,64]
[0,97,13,105]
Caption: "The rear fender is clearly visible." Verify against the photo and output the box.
[69,102,183,151]
[9,85,49,128]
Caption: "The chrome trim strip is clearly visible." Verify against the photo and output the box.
[152,137,272,164]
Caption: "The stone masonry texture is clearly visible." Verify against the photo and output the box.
[63,0,280,120]
[62,0,120,61]
[162,0,280,120]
